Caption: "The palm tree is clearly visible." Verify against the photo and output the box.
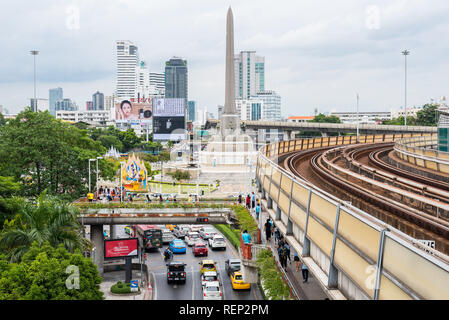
[0,192,90,262]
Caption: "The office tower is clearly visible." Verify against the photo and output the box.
[116,40,139,99]
[217,105,224,119]
[104,95,116,111]
[149,72,165,96]
[86,101,93,110]
[55,98,77,111]
[188,101,196,122]
[234,51,265,100]
[165,57,188,108]
[235,98,264,120]
[255,90,281,121]
[49,87,63,116]
[92,91,104,110]
[136,61,151,99]
[30,98,49,112]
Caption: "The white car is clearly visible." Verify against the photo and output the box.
[199,226,217,240]
[201,271,220,287]
[190,225,204,233]
[202,281,222,300]
[208,235,227,250]
[185,232,201,246]
[162,229,175,244]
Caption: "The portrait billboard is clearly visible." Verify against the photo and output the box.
[104,238,139,259]
[115,99,153,123]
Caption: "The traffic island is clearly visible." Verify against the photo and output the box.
[109,281,141,296]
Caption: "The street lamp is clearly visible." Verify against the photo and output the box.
[120,161,125,202]
[30,50,39,112]
[402,50,410,126]
[88,159,96,193]
[96,157,103,195]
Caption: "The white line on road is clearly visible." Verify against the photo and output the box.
[191,266,195,300]
[151,272,157,300]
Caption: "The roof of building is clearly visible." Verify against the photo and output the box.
[288,116,315,120]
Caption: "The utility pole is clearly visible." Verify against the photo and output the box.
[356,93,360,143]
[402,50,410,126]
[96,157,103,194]
[88,159,95,193]
[30,50,39,112]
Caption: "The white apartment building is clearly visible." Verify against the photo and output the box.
[30,98,49,112]
[149,72,165,96]
[330,111,391,124]
[391,107,422,119]
[235,99,264,121]
[116,40,139,99]
[234,51,265,100]
[255,90,281,121]
[56,110,112,125]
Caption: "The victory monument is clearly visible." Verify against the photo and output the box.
[200,7,256,166]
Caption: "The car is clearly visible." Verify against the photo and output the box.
[208,235,227,250]
[185,231,201,246]
[166,261,187,284]
[201,271,220,287]
[225,259,241,275]
[230,271,251,290]
[199,259,217,274]
[192,242,208,257]
[173,225,190,239]
[202,281,222,300]
[162,228,175,244]
[199,226,217,240]
[165,224,176,231]
[189,225,204,233]
[169,239,187,254]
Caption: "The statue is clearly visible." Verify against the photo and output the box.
[121,153,148,191]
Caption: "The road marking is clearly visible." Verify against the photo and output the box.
[218,266,226,300]
[191,266,195,300]
[151,272,157,300]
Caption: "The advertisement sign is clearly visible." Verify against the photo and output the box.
[153,98,186,141]
[104,238,139,259]
[121,153,148,191]
[115,100,153,123]
[153,98,184,117]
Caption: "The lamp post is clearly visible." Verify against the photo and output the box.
[30,50,39,112]
[96,157,103,195]
[120,161,125,202]
[402,50,410,126]
[88,159,96,193]
[356,93,360,143]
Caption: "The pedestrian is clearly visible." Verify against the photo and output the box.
[264,219,272,241]
[246,194,251,209]
[279,245,288,269]
[251,192,255,209]
[160,195,163,203]
[238,194,242,205]
[146,194,151,202]
[255,203,261,220]
[301,262,309,283]
[284,242,291,263]
[242,229,251,244]
[87,192,93,202]
[294,252,300,271]
[173,195,177,202]
[274,227,280,244]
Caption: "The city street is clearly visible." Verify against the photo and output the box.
[113,224,262,300]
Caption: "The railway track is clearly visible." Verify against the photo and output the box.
[282,143,449,255]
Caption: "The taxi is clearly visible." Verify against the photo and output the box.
[230,271,251,290]
[199,259,217,274]
[165,224,176,231]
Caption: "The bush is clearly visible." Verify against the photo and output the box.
[256,249,291,300]
[110,281,140,294]
[214,224,240,249]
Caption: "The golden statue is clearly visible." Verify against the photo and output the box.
[121,153,148,191]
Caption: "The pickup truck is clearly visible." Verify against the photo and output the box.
[166,261,187,284]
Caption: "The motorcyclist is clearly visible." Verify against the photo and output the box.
[164,247,173,261]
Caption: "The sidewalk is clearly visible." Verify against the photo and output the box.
[249,204,328,300]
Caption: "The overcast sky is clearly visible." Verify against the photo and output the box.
[1,0,448,116]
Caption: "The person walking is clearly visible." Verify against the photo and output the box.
[251,192,255,210]
[238,194,242,205]
[274,227,280,244]
[255,203,261,220]
[284,242,291,264]
[264,219,272,241]
[242,229,251,244]
[246,194,251,209]
[301,261,309,283]
[279,245,288,269]
[294,252,300,271]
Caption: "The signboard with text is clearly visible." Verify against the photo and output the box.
[104,238,139,259]
[153,98,186,140]
[115,100,153,123]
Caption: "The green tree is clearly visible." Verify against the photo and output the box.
[0,109,114,199]
[0,192,89,262]
[98,135,123,152]
[0,242,103,300]
[0,176,22,228]
[0,112,6,126]
[299,113,342,137]
[416,103,438,126]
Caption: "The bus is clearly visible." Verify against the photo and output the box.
[133,225,163,250]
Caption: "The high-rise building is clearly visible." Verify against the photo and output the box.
[30,98,49,112]
[234,51,265,100]
[188,101,196,122]
[49,87,63,116]
[55,98,77,112]
[116,40,139,99]
[217,105,224,119]
[149,72,165,96]
[136,61,151,99]
[255,90,281,121]
[86,101,93,110]
[92,91,104,110]
[165,57,188,108]
[235,98,264,120]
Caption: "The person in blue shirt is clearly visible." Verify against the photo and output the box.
[302,261,309,283]
[251,192,256,209]
[255,203,261,220]
[242,229,251,244]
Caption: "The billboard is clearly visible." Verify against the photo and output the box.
[115,99,153,123]
[104,238,139,259]
[153,98,186,141]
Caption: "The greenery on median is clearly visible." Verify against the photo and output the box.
[231,205,258,233]
[214,224,241,250]
[256,249,291,300]
[110,281,140,295]
[74,202,228,210]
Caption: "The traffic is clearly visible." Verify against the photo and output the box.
[118,223,260,300]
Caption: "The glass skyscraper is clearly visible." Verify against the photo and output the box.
[49,87,63,116]
[188,100,196,122]
[234,51,265,100]
[165,57,188,108]
[92,91,104,110]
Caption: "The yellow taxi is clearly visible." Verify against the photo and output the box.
[199,259,217,274]
[230,271,251,290]
[165,224,176,231]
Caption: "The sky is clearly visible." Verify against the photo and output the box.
[1,0,448,117]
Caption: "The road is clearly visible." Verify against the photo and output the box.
[112,224,262,301]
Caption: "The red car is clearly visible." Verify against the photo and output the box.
[193,242,208,257]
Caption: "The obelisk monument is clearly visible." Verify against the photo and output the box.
[220,7,240,137]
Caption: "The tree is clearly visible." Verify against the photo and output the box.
[416,104,438,126]
[0,112,5,126]
[299,113,342,137]
[0,176,22,228]
[121,128,142,152]
[0,192,89,263]
[0,109,114,199]
[98,135,123,152]
[0,242,103,300]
